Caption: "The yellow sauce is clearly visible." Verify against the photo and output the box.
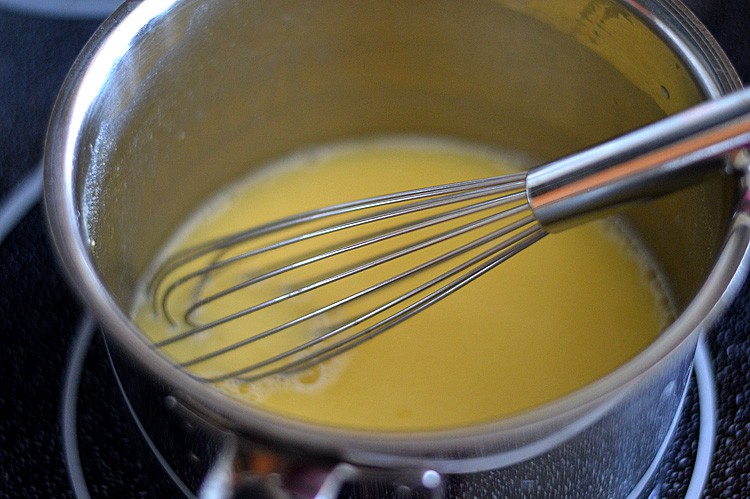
[132,137,672,431]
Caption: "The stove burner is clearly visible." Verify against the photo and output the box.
[61,315,97,499]
[59,310,718,498]
[0,164,42,244]
[687,339,717,496]
[0,0,121,19]
[62,315,195,499]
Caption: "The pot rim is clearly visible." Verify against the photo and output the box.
[43,0,750,471]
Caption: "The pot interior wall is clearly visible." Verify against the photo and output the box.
[77,0,733,325]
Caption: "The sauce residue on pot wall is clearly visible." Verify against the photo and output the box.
[132,136,673,431]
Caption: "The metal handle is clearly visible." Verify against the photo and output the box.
[526,87,750,232]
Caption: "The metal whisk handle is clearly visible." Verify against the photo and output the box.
[527,87,750,232]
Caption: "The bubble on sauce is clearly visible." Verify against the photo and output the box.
[599,217,677,329]
[215,354,349,403]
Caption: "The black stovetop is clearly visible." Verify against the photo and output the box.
[2,2,750,497]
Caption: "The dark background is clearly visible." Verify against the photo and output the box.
[1,1,750,497]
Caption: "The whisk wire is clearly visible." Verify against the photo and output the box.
[193,221,546,382]
[148,173,526,306]
[155,198,533,349]
[261,225,548,381]
[155,178,528,325]
[148,172,547,381]
[178,191,530,325]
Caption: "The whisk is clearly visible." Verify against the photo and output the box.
[148,88,750,383]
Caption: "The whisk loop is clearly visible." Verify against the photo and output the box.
[147,87,750,383]
[148,173,545,382]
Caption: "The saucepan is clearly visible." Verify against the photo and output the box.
[44,0,750,496]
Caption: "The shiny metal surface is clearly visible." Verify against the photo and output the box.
[527,86,750,231]
[43,0,750,496]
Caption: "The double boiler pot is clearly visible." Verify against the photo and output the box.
[45,0,750,496]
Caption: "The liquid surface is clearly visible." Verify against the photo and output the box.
[133,137,672,431]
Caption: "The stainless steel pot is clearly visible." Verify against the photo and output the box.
[44,0,750,496]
